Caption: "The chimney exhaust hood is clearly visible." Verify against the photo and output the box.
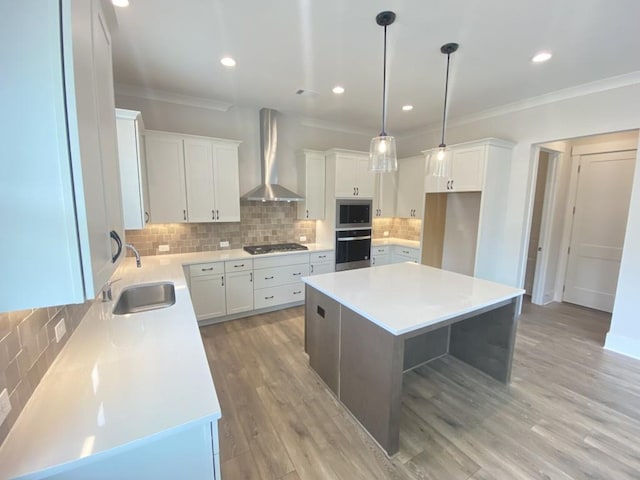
[242,108,304,202]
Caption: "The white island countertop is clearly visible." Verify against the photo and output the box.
[302,263,525,336]
[0,244,333,480]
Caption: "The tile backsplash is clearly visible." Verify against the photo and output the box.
[373,217,422,242]
[0,300,92,445]
[126,201,316,256]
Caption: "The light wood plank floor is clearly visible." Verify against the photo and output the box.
[200,300,640,480]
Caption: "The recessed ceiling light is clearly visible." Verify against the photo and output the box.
[531,51,552,63]
[402,105,413,111]
[332,86,345,94]
[220,57,236,67]
[112,0,129,6]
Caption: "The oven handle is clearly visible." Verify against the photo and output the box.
[337,236,372,241]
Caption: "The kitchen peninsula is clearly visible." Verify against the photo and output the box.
[302,262,524,455]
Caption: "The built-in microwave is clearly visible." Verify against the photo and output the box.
[336,199,372,229]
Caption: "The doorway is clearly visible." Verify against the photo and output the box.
[526,130,638,312]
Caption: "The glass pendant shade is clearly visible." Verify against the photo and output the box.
[427,146,451,178]
[369,135,397,172]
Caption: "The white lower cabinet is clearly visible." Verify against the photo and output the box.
[254,253,310,308]
[310,252,335,275]
[189,263,226,321]
[226,270,254,314]
[47,422,218,480]
[372,246,390,266]
[391,246,420,264]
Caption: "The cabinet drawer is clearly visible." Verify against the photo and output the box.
[254,284,305,309]
[224,259,253,272]
[392,246,420,263]
[310,251,334,263]
[372,245,389,255]
[189,262,224,277]
[254,264,310,289]
[253,252,310,269]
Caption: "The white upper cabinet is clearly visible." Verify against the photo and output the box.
[297,150,326,220]
[145,132,188,223]
[396,155,426,219]
[145,131,241,223]
[1,0,123,311]
[116,109,150,229]
[424,139,514,193]
[328,150,375,198]
[373,172,397,218]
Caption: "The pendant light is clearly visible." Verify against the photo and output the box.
[369,11,397,172]
[428,42,459,177]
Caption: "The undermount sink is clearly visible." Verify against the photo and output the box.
[112,282,176,315]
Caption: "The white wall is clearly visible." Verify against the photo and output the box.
[399,82,640,358]
[114,94,371,195]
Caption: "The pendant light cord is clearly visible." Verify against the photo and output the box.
[440,52,451,147]
[381,24,388,136]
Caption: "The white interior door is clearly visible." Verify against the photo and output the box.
[564,150,636,312]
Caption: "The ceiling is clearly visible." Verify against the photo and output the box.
[110,0,640,135]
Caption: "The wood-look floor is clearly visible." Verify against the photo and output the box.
[200,300,640,480]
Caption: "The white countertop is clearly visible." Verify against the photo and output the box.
[0,245,333,480]
[372,237,420,249]
[302,263,524,336]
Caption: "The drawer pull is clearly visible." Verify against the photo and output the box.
[292,272,302,276]
[318,255,326,259]
[293,290,302,295]
[265,295,274,300]
[264,276,274,280]
[201,267,214,271]
[234,264,245,268]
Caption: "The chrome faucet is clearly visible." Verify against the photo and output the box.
[101,278,121,302]
[126,243,142,268]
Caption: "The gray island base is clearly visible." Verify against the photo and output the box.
[302,263,524,456]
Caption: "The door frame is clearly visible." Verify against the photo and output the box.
[558,139,638,305]
[530,149,561,304]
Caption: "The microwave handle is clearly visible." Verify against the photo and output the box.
[337,236,372,241]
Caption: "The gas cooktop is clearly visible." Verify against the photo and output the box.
[243,243,309,255]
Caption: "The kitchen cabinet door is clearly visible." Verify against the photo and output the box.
[184,138,216,222]
[116,109,150,229]
[225,270,254,314]
[190,274,226,321]
[392,246,420,264]
[449,145,486,192]
[145,133,188,223]
[297,150,326,219]
[1,0,124,311]
[396,155,426,218]
[334,152,375,198]
[310,261,334,275]
[373,172,397,218]
[371,245,390,267]
[212,142,241,222]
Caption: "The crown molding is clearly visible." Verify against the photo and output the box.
[400,70,640,140]
[114,83,233,112]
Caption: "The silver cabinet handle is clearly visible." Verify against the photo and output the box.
[265,295,274,300]
[212,210,215,220]
[216,209,220,220]
[292,272,302,276]
[221,276,224,286]
[306,209,309,218]
[265,276,274,280]
[234,264,245,268]
[201,267,214,271]
[293,290,302,295]
[250,272,253,282]
[353,187,356,196]
[356,187,359,195]
[183,209,187,220]
[144,211,150,223]
[318,255,326,258]
[451,180,454,190]
[310,265,314,273]
[372,257,376,265]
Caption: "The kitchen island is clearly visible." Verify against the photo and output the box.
[302,262,524,455]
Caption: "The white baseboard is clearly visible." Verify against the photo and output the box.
[604,333,640,360]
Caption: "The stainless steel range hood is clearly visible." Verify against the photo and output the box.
[242,108,304,202]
